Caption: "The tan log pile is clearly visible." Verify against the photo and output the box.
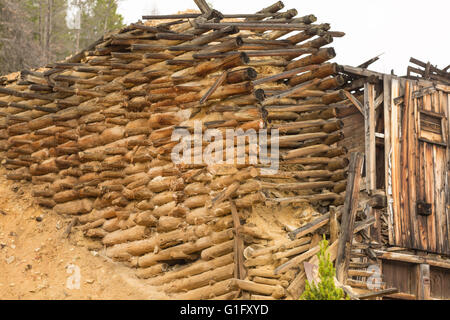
[0,1,354,300]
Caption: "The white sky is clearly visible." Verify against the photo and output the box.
[117,0,449,75]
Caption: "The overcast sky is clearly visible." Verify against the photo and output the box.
[117,0,449,75]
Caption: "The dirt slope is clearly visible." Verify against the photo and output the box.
[0,168,167,300]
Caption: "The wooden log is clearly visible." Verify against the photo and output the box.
[261,181,334,191]
[148,176,184,193]
[278,132,328,146]
[175,52,248,78]
[247,268,279,279]
[136,263,169,279]
[30,158,59,175]
[333,180,347,193]
[149,190,178,206]
[283,144,331,160]
[235,192,266,208]
[106,224,212,259]
[289,63,340,86]
[272,244,311,260]
[263,78,320,104]
[194,47,317,59]
[287,48,336,70]
[138,229,234,267]
[53,189,79,203]
[78,207,118,225]
[245,254,273,268]
[289,213,332,240]
[317,75,346,91]
[36,197,56,208]
[196,22,316,31]
[157,216,184,232]
[252,64,320,86]
[299,34,333,49]
[226,68,257,83]
[176,279,237,300]
[330,169,348,182]
[248,237,311,259]
[326,157,349,171]
[53,199,93,215]
[184,182,210,196]
[102,225,148,246]
[85,228,108,238]
[212,181,240,207]
[165,264,235,293]
[274,246,320,275]
[183,194,210,209]
[78,218,106,232]
[148,253,234,286]
[264,16,320,40]
[246,1,284,21]
[252,277,289,288]
[200,71,228,105]
[135,211,158,227]
[201,239,235,260]
[152,201,177,218]
[235,279,285,299]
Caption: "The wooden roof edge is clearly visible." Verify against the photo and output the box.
[342,64,450,87]
[341,65,384,80]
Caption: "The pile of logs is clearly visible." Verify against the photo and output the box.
[0,0,355,299]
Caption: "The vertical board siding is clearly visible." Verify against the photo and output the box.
[430,266,450,299]
[388,79,449,255]
[391,79,402,246]
[384,75,394,245]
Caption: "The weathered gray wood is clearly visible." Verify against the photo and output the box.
[364,83,376,193]
[383,75,394,245]
[289,213,330,240]
[200,71,228,104]
[336,152,364,284]
[357,288,398,300]
[416,263,431,300]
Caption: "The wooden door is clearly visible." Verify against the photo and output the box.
[388,81,450,255]
[412,87,449,255]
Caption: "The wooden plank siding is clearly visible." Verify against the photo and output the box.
[430,266,450,299]
[390,78,403,247]
[382,260,417,296]
[364,83,376,193]
[338,106,365,154]
[384,75,394,244]
[387,79,450,255]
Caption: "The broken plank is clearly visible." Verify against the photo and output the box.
[335,152,364,284]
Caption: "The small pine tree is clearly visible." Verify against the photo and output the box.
[300,236,347,300]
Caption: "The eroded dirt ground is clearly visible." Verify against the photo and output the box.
[0,168,167,300]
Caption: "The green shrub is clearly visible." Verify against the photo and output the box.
[300,236,347,300]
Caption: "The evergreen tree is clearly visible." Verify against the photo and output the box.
[71,0,124,50]
[0,0,46,74]
[0,0,124,75]
[300,236,348,300]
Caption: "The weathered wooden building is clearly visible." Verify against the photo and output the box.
[339,60,450,299]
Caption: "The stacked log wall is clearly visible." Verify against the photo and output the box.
[0,2,353,299]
